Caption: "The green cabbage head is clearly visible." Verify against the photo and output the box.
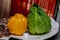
[28,3,51,35]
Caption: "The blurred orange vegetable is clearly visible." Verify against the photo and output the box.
[7,13,27,36]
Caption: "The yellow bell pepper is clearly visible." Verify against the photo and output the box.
[7,13,27,36]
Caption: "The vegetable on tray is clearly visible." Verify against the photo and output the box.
[7,13,27,36]
[27,3,51,34]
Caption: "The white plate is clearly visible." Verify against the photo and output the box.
[0,18,59,40]
[10,18,59,40]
